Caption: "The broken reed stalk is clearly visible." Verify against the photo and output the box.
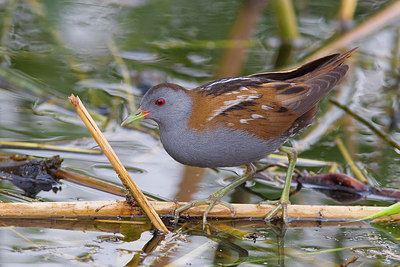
[0,200,397,222]
[68,95,169,233]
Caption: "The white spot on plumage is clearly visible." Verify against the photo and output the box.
[240,86,249,91]
[251,114,264,119]
[207,94,262,121]
[239,95,261,101]
[240,119,253,124]
[207,98,242,121]
[261,105,274,110]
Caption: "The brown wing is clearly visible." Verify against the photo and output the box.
[188,49,354,140]
[188,82,315,140]
[249,47,356,83]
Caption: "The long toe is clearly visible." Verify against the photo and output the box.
[174,196,236,229]
[174,163,255,228]
[264,200,290,223]
[201,198,236,230]
[174,198,209,224]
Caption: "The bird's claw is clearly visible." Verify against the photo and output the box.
[174,196,236,229]
[174,163,255,230]
[262,200,290,222]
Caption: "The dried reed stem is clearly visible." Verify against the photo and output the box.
[0,201,397,222]
[68,95,169,233]
[335,136,368,183]
[0,140,100,154]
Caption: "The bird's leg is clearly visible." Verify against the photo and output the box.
[264,146,297,222]
[174,163,256,229]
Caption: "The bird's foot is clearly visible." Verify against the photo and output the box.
[261,199,290,222]
[260,146,296,224]
[174,192,235,230]
[174,163,255,230]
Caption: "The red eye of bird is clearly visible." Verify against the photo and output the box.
[155,98,165,106]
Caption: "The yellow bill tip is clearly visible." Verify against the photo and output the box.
[121,110,150,126]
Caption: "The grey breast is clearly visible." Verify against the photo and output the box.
[159,125,285,168]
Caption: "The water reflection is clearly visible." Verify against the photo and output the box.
[3,217,396,266]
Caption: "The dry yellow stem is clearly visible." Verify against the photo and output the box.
[335,135,368,183]
[68,95,169,233]
[0,201,397,222]
[0,140,100,154]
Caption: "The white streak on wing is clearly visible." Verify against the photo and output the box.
[240,118,254,124]
[207,94,262,121]
[240,86,249,90]
[251,114,264,119]
[280,94,303,106]
[207,98,242,121]
[239,119,254,124]
[261,105,274,110]
[204,77,255,90]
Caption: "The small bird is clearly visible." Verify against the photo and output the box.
[122,48,355,226]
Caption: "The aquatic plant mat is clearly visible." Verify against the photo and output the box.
[0,201,397,223]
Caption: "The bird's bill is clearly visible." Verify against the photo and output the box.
[121,110,151,126]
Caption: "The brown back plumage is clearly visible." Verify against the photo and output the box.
[187,48,355,140]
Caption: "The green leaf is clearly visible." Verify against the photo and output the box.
[357,202,400,221]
